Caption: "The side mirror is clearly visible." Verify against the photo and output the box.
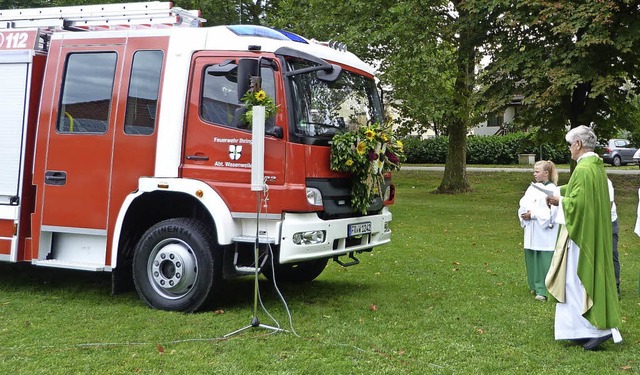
[237,58,260,101]
[316,64,342,82]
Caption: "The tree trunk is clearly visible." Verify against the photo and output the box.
[437,5,473,194]
[437,117,471,193]
[568,83,592,128]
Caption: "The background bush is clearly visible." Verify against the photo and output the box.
[403,132,570,164]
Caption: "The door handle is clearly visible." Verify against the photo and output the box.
[44,171,67,186]
[186,155,209,161]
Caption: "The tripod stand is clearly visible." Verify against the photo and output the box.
[224,191,285,337]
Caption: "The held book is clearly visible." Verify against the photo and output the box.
[530,182,556,197]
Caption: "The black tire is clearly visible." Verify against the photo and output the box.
[612,155,622,166]
[262,258,329,283]
[132,218,219,312]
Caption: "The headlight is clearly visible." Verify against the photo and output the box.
[292,230,326,245]
[306,187,323,206]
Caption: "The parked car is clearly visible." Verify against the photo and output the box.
[633,148,640,167]
[601,139,637,166]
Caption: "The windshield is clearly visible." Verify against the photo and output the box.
[286,60,383,145]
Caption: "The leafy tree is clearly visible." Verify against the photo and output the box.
[172,0,270,26]
[381,2,457,139]
[432,0,483,193]
[474,0,640,142]
[0,0,49,8]
[271,0,480,193]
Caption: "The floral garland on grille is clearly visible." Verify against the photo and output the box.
[330,122,404,214]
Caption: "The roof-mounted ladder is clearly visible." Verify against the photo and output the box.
[0,1,205,31]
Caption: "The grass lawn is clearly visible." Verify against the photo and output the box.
[0,170,639,374]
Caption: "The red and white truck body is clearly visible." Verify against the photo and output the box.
[0,2,394,312]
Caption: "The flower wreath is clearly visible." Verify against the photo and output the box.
[329,122,404,214]
[241,88,278,128]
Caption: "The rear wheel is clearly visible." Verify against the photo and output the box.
[262,258,329,283]
[132,218,219,312]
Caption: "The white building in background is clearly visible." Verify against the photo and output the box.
[471,95,524,136]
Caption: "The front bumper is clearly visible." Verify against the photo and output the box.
[278,207,392,264]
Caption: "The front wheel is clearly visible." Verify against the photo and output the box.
[262,258,329,283]
[132,218,219,312]
[612,155,622,166]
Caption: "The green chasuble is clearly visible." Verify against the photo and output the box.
[560,155,621,329]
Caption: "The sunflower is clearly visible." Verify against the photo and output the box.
[255,90,267,102]
[364,129,376,140]
[241,89,278,128]
[356,141,367,155]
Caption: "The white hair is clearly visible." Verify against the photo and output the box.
[566,125,597,150]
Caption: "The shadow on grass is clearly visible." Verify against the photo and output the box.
[0,263,112,292]
[0,262,367,311]
[219,277,370,309]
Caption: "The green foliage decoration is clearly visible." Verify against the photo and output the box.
[240,89,277,129]
[330,123,404,214]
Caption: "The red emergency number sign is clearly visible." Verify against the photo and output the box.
[0,29,39,50]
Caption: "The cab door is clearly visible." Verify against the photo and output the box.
[182,54,286,213]
[34,43,124,268]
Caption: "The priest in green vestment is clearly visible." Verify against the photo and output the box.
[545,125,622,351]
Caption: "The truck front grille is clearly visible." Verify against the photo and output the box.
[306,178,388,220]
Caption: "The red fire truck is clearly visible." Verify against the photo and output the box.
[0,2,395,312]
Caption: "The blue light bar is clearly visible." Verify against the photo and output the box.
[227,25,289,40]
[275,29,308,44]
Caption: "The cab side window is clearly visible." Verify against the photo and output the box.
[57,52,117,134]
[124,50,163,135]
[201,63,275,129]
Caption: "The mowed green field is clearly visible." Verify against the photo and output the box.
[0,169,639,374]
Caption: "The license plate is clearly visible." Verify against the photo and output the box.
[348,222,372,237]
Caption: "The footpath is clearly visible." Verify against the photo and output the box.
[402,166,640,175]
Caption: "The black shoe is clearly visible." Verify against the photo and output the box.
[570,338,589,345]
[583,334,612,350]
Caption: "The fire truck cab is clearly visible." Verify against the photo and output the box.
[0,2,394,312]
